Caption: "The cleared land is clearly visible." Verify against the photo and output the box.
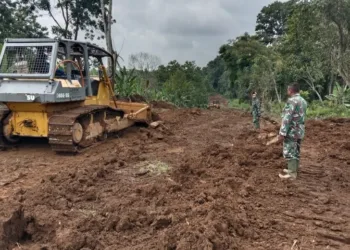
[1,104,350,250]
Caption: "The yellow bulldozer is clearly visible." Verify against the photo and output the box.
[0,38,151,153]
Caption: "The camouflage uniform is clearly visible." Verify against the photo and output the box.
[279,93,307,178]
[252,97,261,129]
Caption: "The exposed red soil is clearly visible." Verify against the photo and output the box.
[0,108,350,250]
[150,100,177,109]
[209,94,229,107]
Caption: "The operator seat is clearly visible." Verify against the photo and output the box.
[90,80,100,96]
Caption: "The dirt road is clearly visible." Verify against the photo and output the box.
[0,107,350,250]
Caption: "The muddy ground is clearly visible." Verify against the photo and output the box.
[0,107,350,250]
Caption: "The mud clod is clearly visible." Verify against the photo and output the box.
[0,108,349,249]
[0,207,32,249]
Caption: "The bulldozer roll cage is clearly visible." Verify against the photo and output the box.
[0,38,116,97]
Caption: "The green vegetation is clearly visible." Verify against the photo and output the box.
[229,99,251,111]
[113,0,350,116]
[213,0,350,118]
[1,0,350,118]
[230,98,350,119]
[30,0,113,40]
[306,103,350,119]
[115,67,140,98]
[0,0,48,41]
[115,58,211,108]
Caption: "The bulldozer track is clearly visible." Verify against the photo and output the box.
[48,105,123,153]
[0,104,10,150]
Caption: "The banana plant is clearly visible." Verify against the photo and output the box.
[326,82,350,107]
[114,66,138,97]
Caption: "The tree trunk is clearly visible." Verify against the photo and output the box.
[74,18,80,40]
[100,0,113,70]
[272,78,281,103]
[100,0,107,35]
[74,28,79,40]
[106,0,113,70]
[314,89,323,102]
[338,62,350,87]
[64,1,70,38]
[328,72,334,95]
[304,78,323,103]
[310,85,323,102]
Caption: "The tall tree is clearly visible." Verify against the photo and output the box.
[33,0,107,40]
[162,61,209,107]
[99,0,117,67]
[316,0,350,87]
[32,0,118,68]
[0,0,48,42]
[129,52,162,72]
[250,52,283,105]
[156,60,182,84]
[203,56,226,92]
[219,33,269,98]
[281,0,329,101]
[255,0,297,44]
[128,52,161,88]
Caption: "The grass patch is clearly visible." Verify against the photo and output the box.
[136,160,171,176]
[229,99,350,119]
[229,99,251,111]
[307,106,350,119]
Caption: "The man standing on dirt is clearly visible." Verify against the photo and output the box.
[278,82,307,180]
[251,91,261,129]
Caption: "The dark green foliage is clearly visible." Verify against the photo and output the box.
[161,62,209,107]
[119,60,210,108]
[155,60,182,84]
[0,0,48,42]
[255,0,297,44]
[218,33,270,99]
[204,58,230,97]
[32,0,113,40]
[5,0,350,113]
[208,0,350,112]
[115,67,139,97]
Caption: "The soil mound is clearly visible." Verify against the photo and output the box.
[151,100,177,109]
[209,94,229,107]
[0,109,349,249]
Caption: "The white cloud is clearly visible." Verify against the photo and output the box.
[37,0,279,67]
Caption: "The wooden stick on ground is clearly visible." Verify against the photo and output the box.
[266,136,279,146]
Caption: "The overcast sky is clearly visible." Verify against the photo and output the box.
[39,0,279,67]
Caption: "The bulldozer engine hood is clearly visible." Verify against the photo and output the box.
[0,79,86,103]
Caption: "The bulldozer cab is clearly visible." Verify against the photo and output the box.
[0,38,151,153]
[0,38,114,103]
[54,40,115,97]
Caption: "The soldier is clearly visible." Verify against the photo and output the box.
[278,82,307,180]
[251,91,261,129]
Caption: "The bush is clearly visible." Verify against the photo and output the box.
[114,67,209,108]
[115,67,141,97]
[161,70,209,108]
[229,99,251,111]
[229,98,350,119]
[306,102,350,119]
[300,90,312,103]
